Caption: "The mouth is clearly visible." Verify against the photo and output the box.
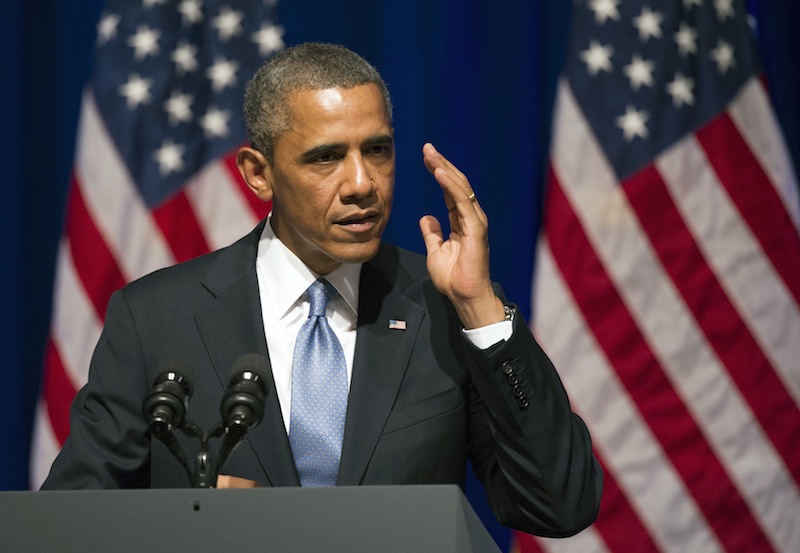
[335,211,381,233]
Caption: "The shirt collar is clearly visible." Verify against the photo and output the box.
[256,214,361,320]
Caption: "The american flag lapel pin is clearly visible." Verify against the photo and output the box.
[388,319,407,330]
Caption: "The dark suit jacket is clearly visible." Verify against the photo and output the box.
[42,220,602,537]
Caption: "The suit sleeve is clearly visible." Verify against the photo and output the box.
[40,289,152,489]
[463,304,603,537]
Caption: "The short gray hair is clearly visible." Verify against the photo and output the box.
[243,42,393,162]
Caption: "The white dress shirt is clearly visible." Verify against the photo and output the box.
[255,216,512,434]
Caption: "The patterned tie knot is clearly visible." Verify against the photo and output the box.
[307,279,337,318]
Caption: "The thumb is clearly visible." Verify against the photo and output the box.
[419,215,444,255]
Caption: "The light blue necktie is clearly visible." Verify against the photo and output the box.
[289,279,348,487]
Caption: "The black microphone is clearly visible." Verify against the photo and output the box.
[143,359,194,435]
[142,359,194,474]
[216,353,270,471]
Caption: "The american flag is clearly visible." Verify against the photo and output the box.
[521,0,800,552]
[30,0,283,488]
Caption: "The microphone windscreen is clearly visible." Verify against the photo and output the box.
[154,358,194,397]
[228,353,270,390]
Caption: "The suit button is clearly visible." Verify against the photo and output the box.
[512,386,524,398]
[501,362,514,376]
[507,374,520,386]
[518,397,530,410]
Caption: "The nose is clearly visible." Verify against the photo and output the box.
[340,152,377,200]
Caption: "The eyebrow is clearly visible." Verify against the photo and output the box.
[298,134,394,162]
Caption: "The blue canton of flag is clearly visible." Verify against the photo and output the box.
[567,0,758,179]
[93,0,285,206]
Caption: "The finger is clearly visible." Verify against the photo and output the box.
[419,215,444,254]
[424,145,480,210]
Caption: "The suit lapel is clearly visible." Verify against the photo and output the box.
[194,221,300,487]
[337,249,425,485]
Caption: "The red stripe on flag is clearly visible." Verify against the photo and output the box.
[66,178,127,320]
[514,532,546,553]
[627,165,800,484]
[42,340,78,446]
[152,190,211,263]
[591,457,660,552]
[544,169,774,552]
[697,113,800,304]
[222,149,272,220]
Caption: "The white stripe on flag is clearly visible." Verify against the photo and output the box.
[185,159,261,251]
[52,239,102,389]
[29,401,61,489]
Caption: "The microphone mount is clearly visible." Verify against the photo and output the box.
[142,354,270,488]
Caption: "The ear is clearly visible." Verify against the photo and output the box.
[236,146,274,202]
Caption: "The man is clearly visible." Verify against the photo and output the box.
[42,43,602,537]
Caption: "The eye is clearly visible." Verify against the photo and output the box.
[309,150,341,164]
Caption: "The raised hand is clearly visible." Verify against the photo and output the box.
[418,143,505,329]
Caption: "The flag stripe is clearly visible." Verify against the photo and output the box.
[727,79,800,231]
[696,113,800,305]
[656,136,800,409]
[152,190,212,263]
[184,157,264,251]
[42,340,77,446]
[65,179,127,319]
[625,163,800,484]
[543,171,767,552]
[532,239,723,553]
[52,240,103,388]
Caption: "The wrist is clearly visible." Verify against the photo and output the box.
[454,295,506,330]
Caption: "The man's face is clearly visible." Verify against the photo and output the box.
[266,84,395,275]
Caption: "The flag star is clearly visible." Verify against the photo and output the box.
[714,0,735,22]
[674,23,698,57]
[178,0,203,26]
[171,41,199,74]
[632,7,663,42]
[212,6,244,42]
[616,105,649,141]
[127,25,161,60]
[164,91,194,125]
[711,40,736,74]
[206,57,240,92]
[119,73,153,109]
[252,23,285,57]
[153,139,186,175]
[588,0,621,25]
[97,13,120,45]
[580,41,614,76]
[667,73,696,107]
[200,106,231,138]
[623,55,655,90]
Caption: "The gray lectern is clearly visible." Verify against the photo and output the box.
[0,485,502,552]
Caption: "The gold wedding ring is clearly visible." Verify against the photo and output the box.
[467,192,476,202]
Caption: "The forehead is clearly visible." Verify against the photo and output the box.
[282,84,392,144]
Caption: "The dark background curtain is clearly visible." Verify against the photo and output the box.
[1,0,797,546]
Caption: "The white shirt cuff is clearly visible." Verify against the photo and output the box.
[462,319,513,350]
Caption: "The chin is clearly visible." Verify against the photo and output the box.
[336,240,382,264]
